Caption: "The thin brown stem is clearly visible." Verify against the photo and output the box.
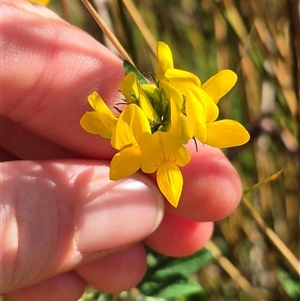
[80,0,134,64]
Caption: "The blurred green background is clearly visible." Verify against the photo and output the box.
[13,1,300,300]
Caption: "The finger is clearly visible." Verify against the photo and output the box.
[1,0,123,159]
[1,117,78,160]
[4,244,147,301]
[144,211,214,257]
[1,160,164,294]
[0,145,19,161]
[145,142,242,221]
[164,143,243,221]
[75,243,147,293]
[3,272,85,301]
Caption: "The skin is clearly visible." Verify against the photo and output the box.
[0,0,242,300]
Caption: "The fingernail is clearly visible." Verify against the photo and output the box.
[75,175,164,253]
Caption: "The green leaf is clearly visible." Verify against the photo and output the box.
[123,60,148,85]
[138,248,212,298]
[139,275,204,298]
[146,248,212,279]
[159,249,211,277]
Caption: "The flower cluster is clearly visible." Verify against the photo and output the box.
[80,42,250,207]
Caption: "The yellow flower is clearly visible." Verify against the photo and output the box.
[109,102,190,207]
[186,86,250,147]
[157,41,249,147]
[80,92,118,139]
[80,41,250,208]
[141,131,190,207]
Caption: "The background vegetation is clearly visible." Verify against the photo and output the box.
[5,0,299,300]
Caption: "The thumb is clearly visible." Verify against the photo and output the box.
[1,160,164,293]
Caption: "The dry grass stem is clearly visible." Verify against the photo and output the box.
[242,197,300,276]
[121,0,157,57]
[206,240,266,301]
[80,0,134,64]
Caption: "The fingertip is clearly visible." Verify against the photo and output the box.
[144,211,214,257]
[169,144,242,221]
[75,244,147,293]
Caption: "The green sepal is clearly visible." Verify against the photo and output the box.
[123,60,148,85]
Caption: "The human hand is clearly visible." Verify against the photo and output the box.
[0,1,242,300]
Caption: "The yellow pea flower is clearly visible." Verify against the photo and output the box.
[157,41,249,148]
[141,131,190,207]
[109,103,190,206]
[80,92,118,139]
[80,41,250,207]
[186,86,250,147]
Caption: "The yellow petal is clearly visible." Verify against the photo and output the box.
[111,104,151,150]
[87,92,118,120]
[120,72,139,103]
[205,119,250,148]
[138,84,157,122]
[168,97,183,139]
[87,91,105,111]
[141,131,180,173]
[111,122,134,150]
[188,86,219,122]
[159,80,184,109]
[180,115,194,144]
[164,69,201,95]
[175,144,191,166]
[139,132,156,173]
[201,70,237,103]
[157,42,174,80]
[110,146,141,180]
[186,89,207,143]
[141,131,190,173]
[157,162,183,207]
[168,97,193,143]
[121,104,151,141]
[80,111,116,138]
